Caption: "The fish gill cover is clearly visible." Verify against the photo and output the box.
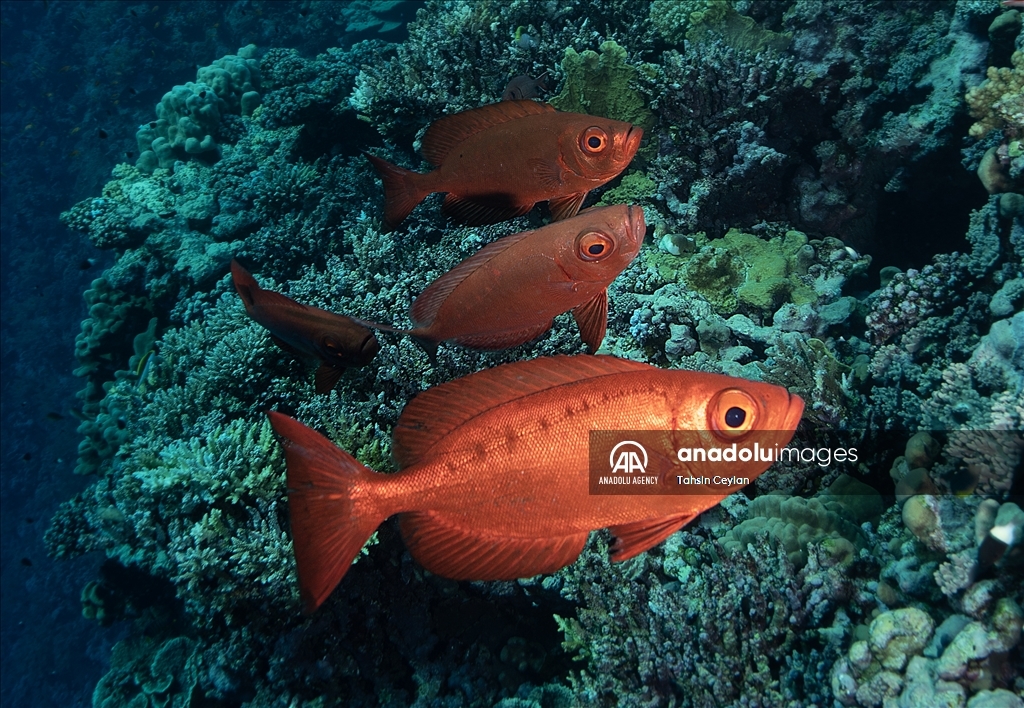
[25,0,1024,706]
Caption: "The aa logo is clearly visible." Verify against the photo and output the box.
[609,440,648,475]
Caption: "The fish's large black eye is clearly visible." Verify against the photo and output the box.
[708,389,758,439]
[580,127,608,154]
[724,407,746,428]
[576,231,616,261]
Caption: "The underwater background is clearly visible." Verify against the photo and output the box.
[0,1,1021,707]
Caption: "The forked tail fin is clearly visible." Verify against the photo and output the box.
[364,152,429,231]
[267,411,386,613]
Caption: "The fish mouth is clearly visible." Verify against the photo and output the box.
[626,205,647,247]
[783,392,805,434]
[623,125,644,159]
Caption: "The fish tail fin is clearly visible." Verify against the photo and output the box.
[230,259,258,313]
[267,411,387,614]
[364,152,428,231]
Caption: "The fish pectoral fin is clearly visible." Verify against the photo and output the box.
[527,157,564,189]
[399,511,589,581]
[314,363,345,394]
[608,514,698,562]
[441,194,533,226]
[270,334,307,359]
[547,191,587,221]
[453,320,554,351]
[571,291,608,352]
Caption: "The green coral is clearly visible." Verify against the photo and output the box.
[649,0,710,46]
[686,0,792,54]
[550,40,653,128]
[680,228,817,316]
[596,170,658,207]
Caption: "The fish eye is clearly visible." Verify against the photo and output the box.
[576,231,616,261]
[580,127,608,154]
[323,338,342,354]
[708,389,758,439]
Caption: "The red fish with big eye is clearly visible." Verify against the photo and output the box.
[230,260,379,394]
[365,100,643,230]
[360,204,645,353]
[268,354,805,613]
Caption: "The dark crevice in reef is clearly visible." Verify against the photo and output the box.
[295,108,385,162]
[872,140,987,275]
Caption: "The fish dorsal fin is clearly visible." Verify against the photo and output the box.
[399,511,589,580]
[421,100,556,166]
[410,228,535,326]
[608,514,697,562]
[441,194,533,226]
[231,259,307,314]
[571,290,608,352]
[393,354,652,467]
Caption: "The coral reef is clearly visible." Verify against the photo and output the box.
[43,1,1024,706]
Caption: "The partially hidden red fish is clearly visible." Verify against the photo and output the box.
[231,260,379,394]
[366,204,644,353]
[365,100,643,230]
[269,355,804,612]
[501,71,549,101]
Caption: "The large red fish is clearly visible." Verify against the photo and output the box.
[231,260,379,394]
[366,204,644,353]
[365,100,643,229]
[269,355,804,612]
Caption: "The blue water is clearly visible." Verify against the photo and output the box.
[2,1,1021,707]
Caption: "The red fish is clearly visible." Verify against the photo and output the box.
[501,71,549,101]
[231,260,379,394]
[365,100,643,229]
[269,355,804,612]
[366,204,644,353]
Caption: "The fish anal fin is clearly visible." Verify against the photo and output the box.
[315,363,345,394]
[441,194,533,226]
[267,411,385,613]
[571,290,608,352]
[548,192,588,221]
[608,514,697,562]
[421,100,556,166]
[400,511,588,580]
[270,334,306,359]
[453,320,553,350]
[392,355,652,467]
[411,226,536,326]
[527,158,564,190]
